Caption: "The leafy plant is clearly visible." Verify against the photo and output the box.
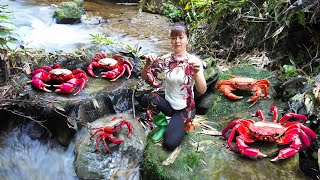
[0,4,23,50]
[89,33,142,58]
[162,1,183,21]
[282,65,299,80]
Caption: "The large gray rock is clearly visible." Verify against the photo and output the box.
[73,113,147,179]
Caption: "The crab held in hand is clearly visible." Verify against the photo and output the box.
[216,75,270,105]
[28,63,88,95]
[89,116,134,154]
[87,53,133,81]
[222,106,316,161]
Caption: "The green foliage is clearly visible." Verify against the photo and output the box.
[160,0,313,41]
[162,2,183,21]
[0,4,23,50]
[184,152,200,168]
[90,33,142,57]
[281,65,299,80]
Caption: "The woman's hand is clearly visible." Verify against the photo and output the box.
[141,53,158,81]
[143,53,158,65]
[188,60,202,75]
[188,58,207,94]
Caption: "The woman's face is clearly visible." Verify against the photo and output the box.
[171,31,188,53]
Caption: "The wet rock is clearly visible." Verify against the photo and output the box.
[73,113,147,180]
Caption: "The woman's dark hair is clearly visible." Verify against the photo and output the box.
[170,22,189,38]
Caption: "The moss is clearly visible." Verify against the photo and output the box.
[141,141,173,180]
[54,2,81,22]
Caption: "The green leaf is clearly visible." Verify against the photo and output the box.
[283,65,296,72]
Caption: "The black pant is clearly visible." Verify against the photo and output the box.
[140,93,195,151]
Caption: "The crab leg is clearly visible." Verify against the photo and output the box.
[54,78,86,95]
[272,126,316,161]
[87,60,100,77]
[95,136,103,154]
[112,119,134,137]
[101,68,121,80]
[279,124,316,147]
[271,136,301,161]
[270,106,278,122]
[102,135,114,153]
[222,119,255,152]
[219,85,243,99]
[106,134,125,145]
[254,110,265,121]
[123,64,133,79]
[279,113,307,124]
[90,128,102,140]
[236,136,268,158]
[30,70,52,92]
[258,80,270,97]
[247,86,261,102]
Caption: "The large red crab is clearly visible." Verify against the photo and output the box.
[222,106,317,161]
[29,63,88,95]
[216,75,270,105]
[87,53,133,81]
[89,116,134,154]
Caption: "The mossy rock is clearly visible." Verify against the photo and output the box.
[54,2,82,24]
[141,65,307,179]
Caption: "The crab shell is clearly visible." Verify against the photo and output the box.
[49,69,73,81]
[248,121,286,141]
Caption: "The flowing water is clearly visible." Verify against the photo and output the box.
[1,0,172,179]
[3,0,172,53]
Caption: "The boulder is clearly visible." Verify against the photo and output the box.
[53,1,83,24]
[74,113,147,179]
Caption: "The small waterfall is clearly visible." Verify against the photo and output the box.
[0,123,77,180]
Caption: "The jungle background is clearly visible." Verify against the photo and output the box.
[0,0,320,179]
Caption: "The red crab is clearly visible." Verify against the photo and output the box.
[89,116,134,154]
[216,75,270,104]
[87,53,133,81]
[29,63,88,95]
[222,106,317,161]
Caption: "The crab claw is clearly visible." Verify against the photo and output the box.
[54,78,86,95]
[31,78,52,92]
[87,63,98,77]
[237,136,268,158]
[219,85,243,100]
[270,137,301,161]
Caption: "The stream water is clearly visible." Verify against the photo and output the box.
[3,0,172,53]
[1,0,172,179]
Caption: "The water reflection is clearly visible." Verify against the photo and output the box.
[0,124,77,180]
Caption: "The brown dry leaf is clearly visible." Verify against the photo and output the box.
[162,145,181,166]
